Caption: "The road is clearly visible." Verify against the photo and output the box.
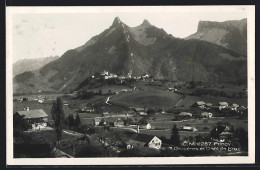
[105,91,119,105]
[63,129,85,137]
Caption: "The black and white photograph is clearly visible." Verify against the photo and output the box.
[6,5,255,165]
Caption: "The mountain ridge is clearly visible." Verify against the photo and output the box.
[13,56,59,77]
[13,17,247,94]
[186,18,247,56]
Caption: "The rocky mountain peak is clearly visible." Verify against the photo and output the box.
[141,19,152,27]
[197,21,223,32]
[112,17,122,26]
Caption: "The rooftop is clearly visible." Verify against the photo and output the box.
[16,109,48,119]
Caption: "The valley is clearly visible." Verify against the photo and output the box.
[12,17,249,158]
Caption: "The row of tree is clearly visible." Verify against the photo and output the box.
[65,114,81,130]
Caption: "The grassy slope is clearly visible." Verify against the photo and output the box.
[13,95,104,120]
[140,116,248,139]
[179,95,247,107]
[110,89,182,109]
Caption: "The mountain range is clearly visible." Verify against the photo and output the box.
[13,56,59,77]
[186,18,247,56]
[13,17,247,94]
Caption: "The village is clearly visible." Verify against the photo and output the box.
[13,70,248,158]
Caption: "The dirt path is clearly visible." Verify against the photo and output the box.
[57,68,80,92]
[175,98,183,107]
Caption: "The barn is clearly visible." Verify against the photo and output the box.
[14,108,48,130]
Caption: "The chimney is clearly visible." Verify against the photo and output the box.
[137,125,140,133]
[26,107,29,111]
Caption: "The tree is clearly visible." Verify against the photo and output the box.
[139,116,149,125]
[76,144,106,157]
[13,114,31,137]
[51,97,64,145]
[75,114,81,129]
[13,114,31,132]
[147,108,156,115]
[123,117,133,126]
[170,124,180,146]
[236,128,248,151]
[68,114,74,129]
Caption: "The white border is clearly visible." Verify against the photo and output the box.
[6,5,255,165]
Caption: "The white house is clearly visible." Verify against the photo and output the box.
[182,126,198,132]
[126,134,162,150]
[102,112,109,117]
[140,123,152,129]
[201,112,213,118]
[219,102,229,110]
[179,112,192,117]
[139,112,148,116]
[232,103,239,111]
[147,136,162,149]
[193,101,206,109]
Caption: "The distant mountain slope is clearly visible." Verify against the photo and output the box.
[186,18,247,56]
[14,17,247,94]
[13,56,59,77]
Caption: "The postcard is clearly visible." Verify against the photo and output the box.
[6,5,255,165]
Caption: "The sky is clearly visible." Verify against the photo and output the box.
[7,6,250,63]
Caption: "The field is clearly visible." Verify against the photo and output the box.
[138,116,248,139]
[13,94,105,120]
[13,82,248,148]
[179,94,247,107]
[88,85,133,94]
[110,89,182,109]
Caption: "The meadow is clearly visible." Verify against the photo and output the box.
[110,89,182,109]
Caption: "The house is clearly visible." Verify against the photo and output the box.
[140,123,152,129]
[126,134,162,150]
[219,131,234,141]
[38,99,44,103]
[218,102,229,110]
[205,103,212,108]
[223,125,231,132]
[81,106,95,113]
[139,112,148,116]
[201,112,213,118]
[193,101,205,109]
[94,117,104,126]
[102,112,109,117]
[181,126,198,132]
[135,108,145,112]
[109,73,117,78]
[168,87,175,91]
[141,73,150,79]
[179,112,192,117]
[237,106,247,115]
[232,103,239,111]
[100,70,109,76]
[14,108,48,130]
[223,106,235,111]
[114,118,125,127]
